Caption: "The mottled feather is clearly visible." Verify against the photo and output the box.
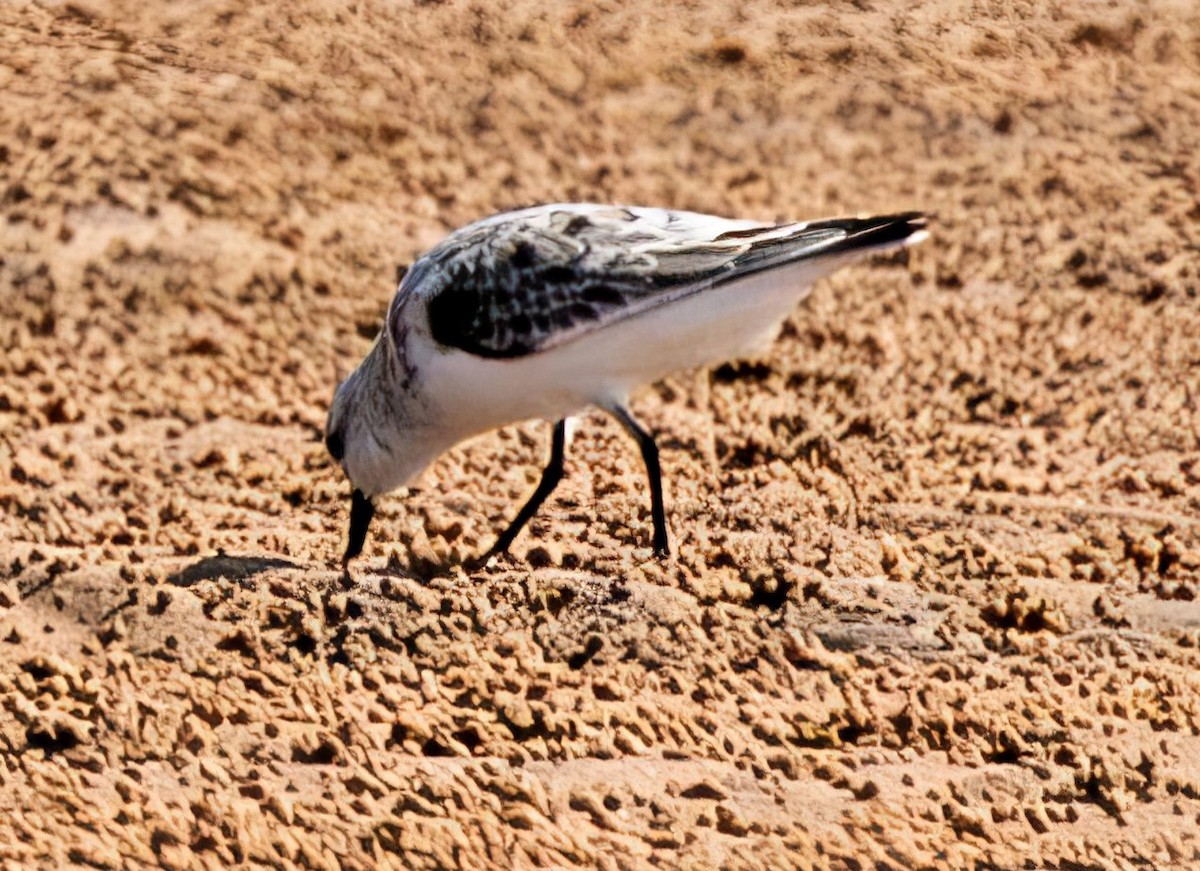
[408,204,925,359]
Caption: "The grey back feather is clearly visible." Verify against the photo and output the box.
[408,204,920,359]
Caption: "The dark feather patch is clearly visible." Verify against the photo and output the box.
[422,207,926,359]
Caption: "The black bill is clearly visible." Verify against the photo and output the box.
[344,488,375,565]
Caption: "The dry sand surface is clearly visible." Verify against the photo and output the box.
[3,0,1200,868]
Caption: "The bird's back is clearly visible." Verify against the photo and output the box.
[407,204,926,362]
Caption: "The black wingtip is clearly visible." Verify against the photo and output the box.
[804,211,930,251]
[344,489,375,566]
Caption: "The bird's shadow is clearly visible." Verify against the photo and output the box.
[167,553,303,587]
[369,549,495,584]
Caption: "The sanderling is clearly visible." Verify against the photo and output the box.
[325,204,928,565]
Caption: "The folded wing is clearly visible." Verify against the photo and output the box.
[418,204,925,359]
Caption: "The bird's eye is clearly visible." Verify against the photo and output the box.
[325,431,345,461]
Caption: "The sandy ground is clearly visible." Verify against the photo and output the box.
[3,0,1200,868]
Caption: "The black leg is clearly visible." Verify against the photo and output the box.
[487,420,568,558]
[608,405,670,557]
[343,488,376,566]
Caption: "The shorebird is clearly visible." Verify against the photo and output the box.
[325,204,927,565]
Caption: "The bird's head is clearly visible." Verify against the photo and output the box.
[325,337,430,565]
[325,366,376,567]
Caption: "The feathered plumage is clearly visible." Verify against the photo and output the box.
[326,203,929,564]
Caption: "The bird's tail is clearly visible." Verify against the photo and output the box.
[713,212,929,280]
[798,211,930,256]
